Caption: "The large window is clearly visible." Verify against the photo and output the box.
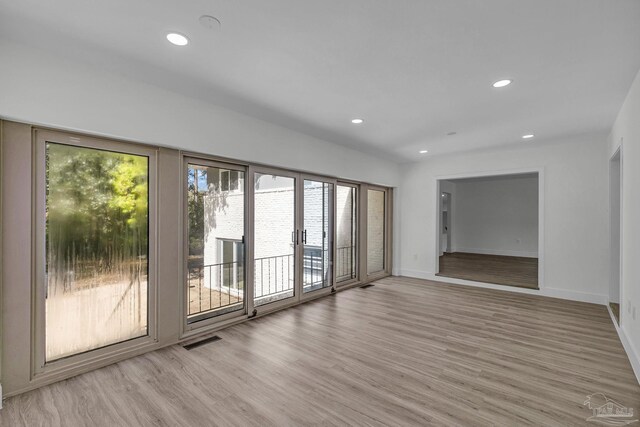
[336,184,358,282]
[367,189,386,275]
[7,124,394,395]
[186,162,245,322]
[44,142,150,361]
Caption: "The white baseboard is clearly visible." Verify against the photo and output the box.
[398,269,607,305]
[607,305,640,386]
[450,247,538,258]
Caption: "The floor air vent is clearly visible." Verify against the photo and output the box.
[360,284,375,289]
[182,335,221,350]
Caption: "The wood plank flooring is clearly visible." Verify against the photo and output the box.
[438,252,539,289]
[1,276,638,426]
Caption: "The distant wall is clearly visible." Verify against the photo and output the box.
[397,132,609,304]
[450,176,539,258]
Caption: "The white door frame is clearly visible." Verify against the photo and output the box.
[434,167,545,290]
[609,146,623,323]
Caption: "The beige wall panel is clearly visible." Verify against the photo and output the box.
[1,121,33,394]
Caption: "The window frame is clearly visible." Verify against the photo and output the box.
[363,185,392,281]
[335,181,360,287]
[299,174,337,301]
[32,129,159,379]
[216,238,244,295]
[181,156,249,332]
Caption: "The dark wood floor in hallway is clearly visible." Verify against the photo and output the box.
[438,252,539,289]
[1,276,637,426]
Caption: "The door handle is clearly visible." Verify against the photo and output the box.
[303,229,307,244]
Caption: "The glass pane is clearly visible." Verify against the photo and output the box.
[367,189,386,274]
[336,185,357,282]
[254,173,295,306]
[303,180,333,293]
[187,164,245,322]
[45,143,149,361]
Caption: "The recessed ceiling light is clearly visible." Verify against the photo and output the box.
[351,118,364,124]
[522,134,534,139]
[419,150,428,154]
[492,79,512,88]
[199,15,221,31]
[166,32,189,46]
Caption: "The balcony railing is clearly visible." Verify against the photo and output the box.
[302,248,330,293]
[254,254,295,304]
[336,245,356,282]
[189,248,345,316]
[187,261,244,318]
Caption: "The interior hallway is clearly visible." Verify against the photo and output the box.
[438,252,539,289]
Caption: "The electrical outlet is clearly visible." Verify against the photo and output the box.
[413,254,417,261]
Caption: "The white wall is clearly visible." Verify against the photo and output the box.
[0,39,400,187]
[608,67,640,382]
[449,175,539,258]
[397,133,609,304]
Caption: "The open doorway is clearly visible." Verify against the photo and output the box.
[436,172,541,289]
[610,149,622,325]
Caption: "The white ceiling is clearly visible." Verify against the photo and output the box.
[1,0,639,162]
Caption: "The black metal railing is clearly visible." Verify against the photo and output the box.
[336,246,356,282]
[303,248,329,291]
[254,250,331,300]
[191,249,346,314]
[188,261,244,317]
[254,254,295,301]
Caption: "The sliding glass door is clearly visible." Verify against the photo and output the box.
[252,170,337,311]
[253,171,297,307]
[181,165,391,323]
[185,159,246,324]
[336,184,358,284]
[302,178,334,295]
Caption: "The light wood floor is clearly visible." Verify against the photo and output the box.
[438,252,539,289]
[2,276,638,426]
